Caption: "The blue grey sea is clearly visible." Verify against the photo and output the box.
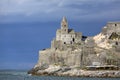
[0,70,120,80]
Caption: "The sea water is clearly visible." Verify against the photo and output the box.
[0,70,119,80]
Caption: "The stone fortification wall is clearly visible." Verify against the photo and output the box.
[102,22,120,35]
[34,18,120,71]
[36,48,82,68]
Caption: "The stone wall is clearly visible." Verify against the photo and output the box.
[36,48,82,68]
[102,22,120,35]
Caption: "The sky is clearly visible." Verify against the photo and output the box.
[0,0,120,69]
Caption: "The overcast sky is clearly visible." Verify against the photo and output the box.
[0,0,120,23]
[0,0,120,69]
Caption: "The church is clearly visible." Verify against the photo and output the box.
[51,17,82,50]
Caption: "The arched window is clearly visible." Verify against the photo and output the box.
[73,38,75,42]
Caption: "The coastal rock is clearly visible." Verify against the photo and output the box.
[29,17,120,77]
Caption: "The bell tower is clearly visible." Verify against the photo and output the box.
[61,17,68,33]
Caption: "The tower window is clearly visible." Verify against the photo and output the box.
[65,29,66,31]
[64,25,66,27]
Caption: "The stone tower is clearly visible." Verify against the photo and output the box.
[61,17,68,34]
[54,16,82,45]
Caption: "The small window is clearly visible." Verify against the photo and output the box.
[73,38,75,42]
[64,42,66,44]
[116,42,118,45]
[115,24,117,26]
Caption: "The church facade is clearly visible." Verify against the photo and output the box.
[51,17,82,50]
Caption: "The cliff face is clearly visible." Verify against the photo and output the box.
[30,18,120,77]
[92,22,120,67]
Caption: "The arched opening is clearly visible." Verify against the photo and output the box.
[73,38,75,42]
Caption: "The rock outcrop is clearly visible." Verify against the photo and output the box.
[28,17,120,77]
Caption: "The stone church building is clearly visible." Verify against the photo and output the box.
[51,17,82,50]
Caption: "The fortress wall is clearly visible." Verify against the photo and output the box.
[34,17,120,70]
[106,23,120,34]
[37,49,82,68]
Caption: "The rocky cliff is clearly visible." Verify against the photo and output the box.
[28,19,120,77]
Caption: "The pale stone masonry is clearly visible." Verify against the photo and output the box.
[28,17,120,77]
[34,17,120,70]
[51,17,82,50]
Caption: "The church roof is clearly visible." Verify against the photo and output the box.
[56,29,61,34]
[68,29,75,34]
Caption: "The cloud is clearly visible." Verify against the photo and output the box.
[0,0,120,23]
[0,0,61,16]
